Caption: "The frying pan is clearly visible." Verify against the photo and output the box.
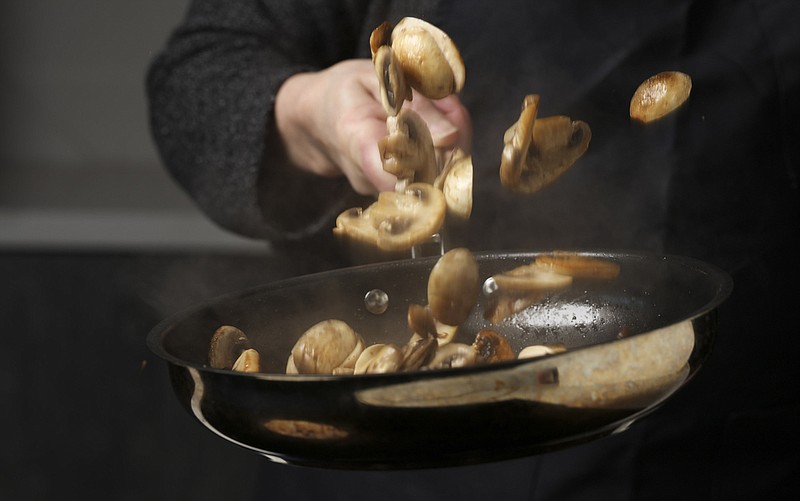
[147,251,732,469]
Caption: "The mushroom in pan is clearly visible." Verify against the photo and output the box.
[407,303,458,346]
[379,108,438,189]
[333,182,446,252]
[289,319,365,374]
[354,343,405,374]
[390,17,465,100]
[489,261,574,292]
[630,71,692,123]
[209,325,255,370]
[518,344,567,359]
[231,349,261,373]
[427,247,480,326]
[473,329,515,363]
[500,94,592,194]
[426,342,478,370]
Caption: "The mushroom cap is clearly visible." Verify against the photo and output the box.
[630,71,692,123]
[379,108,437,185]
[291,319,364,374]
[391,17,465,99]
[208,325,251,370]
[427,247,480,326]
[500,94,592,194]
[333,183,446,252]
[435,147,473,220]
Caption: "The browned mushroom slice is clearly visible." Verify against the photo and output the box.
[500,94,592,194]
[427,247,480,326]
[290,319,365,374]
[333,183,446,252]
[369,21,392,58]
[391,17,465,99]
[373,44,410,117]
[379,108,438,188]
[473,329,515,363]
[630,71,692,123]
[400,335,437,371]
[434,147,473,220]
[490,262,574,292]
[535,252,621,279]
[208,325,251,369]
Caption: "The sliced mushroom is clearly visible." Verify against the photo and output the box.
[208,325,252,370]
[490,261,573,292]
[231,348,261,373]
[427,247,480,326]
[518,344,567,359]
[400,335,437,371]
[408,303,459,346]
[434,147,473,220]
[426,342,477,370]
[333,182,446,252]
[290,319,364,374]
[500,94,591,194]
[373,44,410,117]
[379,108,438,188]
[630,71,692,123]
[354,343,404,374]
[391,17,465,99]
[473,329,515,363]
[534,252,620,279]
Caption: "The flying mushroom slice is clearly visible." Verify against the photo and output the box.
[534,252,621,279]
[390,17,465,99]
[427,247,480,326]
[373,44,410,116]
[630,71,692,123]
[489,261,574,292]
[500,94,592,194]
[333,182,446,252]
[379,108,438,189]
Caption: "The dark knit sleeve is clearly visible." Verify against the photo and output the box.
[146,0,373,242]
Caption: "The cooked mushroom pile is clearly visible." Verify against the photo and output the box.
[334,18,473,260]
[207,249,622,375]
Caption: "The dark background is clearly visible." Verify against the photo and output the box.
[0,2,274,499]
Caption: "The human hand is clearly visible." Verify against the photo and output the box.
[274,59,471,195]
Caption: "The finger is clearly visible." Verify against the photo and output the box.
[405,95,460,149]
[432,95,473,153]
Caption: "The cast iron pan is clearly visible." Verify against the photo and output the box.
[147,251,732,469]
